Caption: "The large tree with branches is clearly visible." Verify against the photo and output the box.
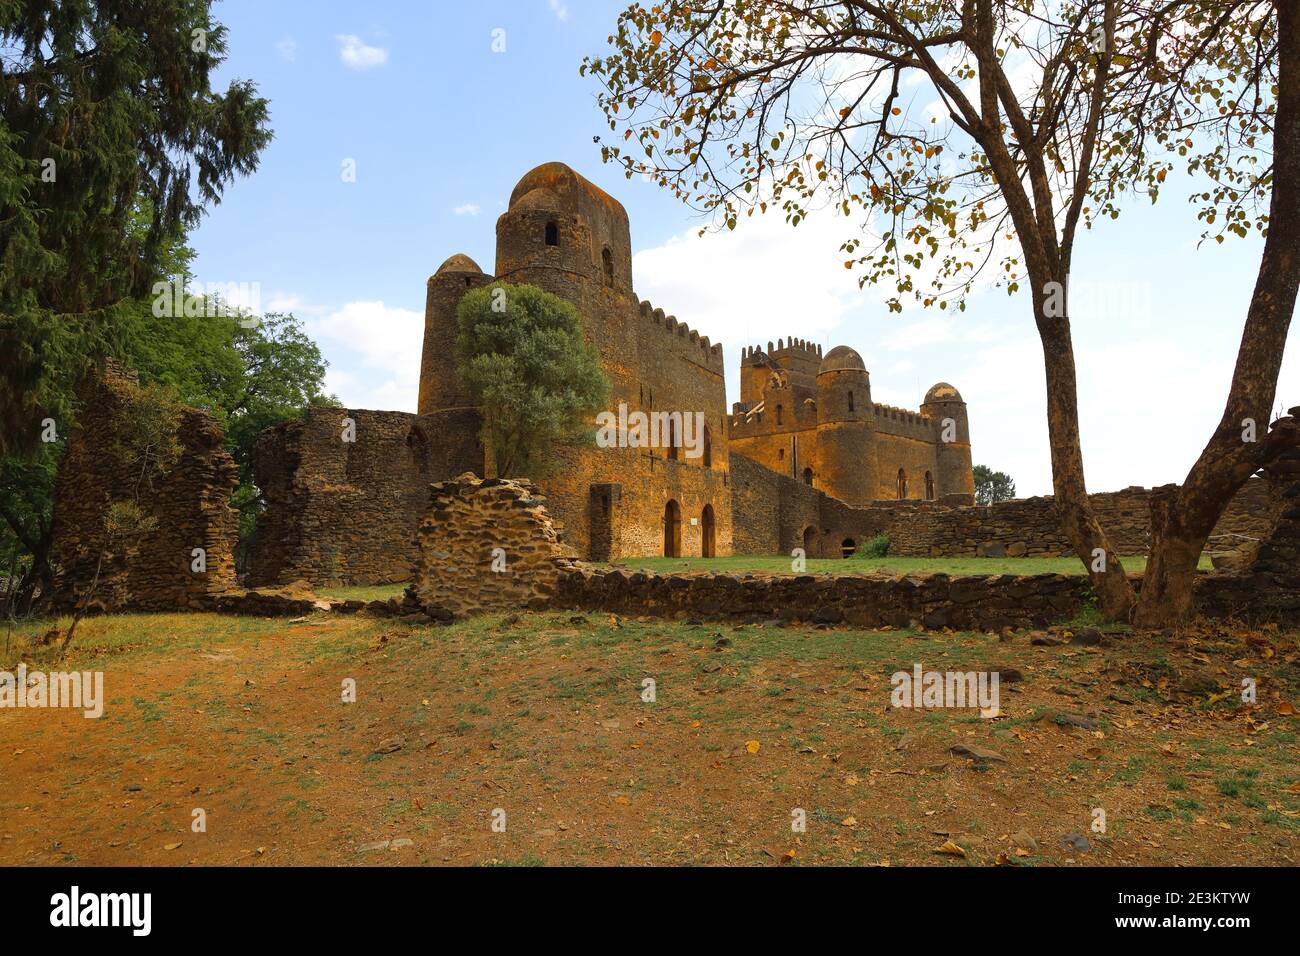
[583,0,1299,625]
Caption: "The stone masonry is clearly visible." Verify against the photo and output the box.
[50,361,239,611]
[247,407,442,588]
[407,472,578,617]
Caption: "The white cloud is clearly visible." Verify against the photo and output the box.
[549,0,570,21]
[275,36,297,63]
[453,203,481,217]
[307,300,423,411]
[337,35,388,71]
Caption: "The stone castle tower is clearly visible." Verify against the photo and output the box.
[419,162,734,561]
[729,341,974,505]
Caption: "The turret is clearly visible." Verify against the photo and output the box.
[921,382,974,501]
[813,346,877,504]
[419,253,491,416]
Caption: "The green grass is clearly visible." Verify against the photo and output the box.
[612,554,1211,576]
[317,583,408,602]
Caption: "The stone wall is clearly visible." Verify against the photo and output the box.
[50,362,239,611]
[554,566,1091,630]
[407,473,578,616]
[246,407,444,588]
[1198,435,1300,622]
[407,455,1300,628]
[731,452,1279,562]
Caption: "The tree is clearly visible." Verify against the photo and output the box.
[0,0,272,457]
[456,283,610,478]
[582,0,1299,624]
[973,465,1017,505]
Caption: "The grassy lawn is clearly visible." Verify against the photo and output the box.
[1,607,1295,866]
[316,554,1217,604]
[317,583,411,603]
[613,554,1213,576]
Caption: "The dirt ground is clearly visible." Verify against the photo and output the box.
[1,610,1297,866]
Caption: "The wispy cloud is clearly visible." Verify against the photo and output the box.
[337,35,388,71]
[275,36,297,63]
[452,203,481,217]
[548,0,570,22]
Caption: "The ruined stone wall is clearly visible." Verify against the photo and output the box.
[556,566,1091,630]
[408,473,578,616]
[247,407,448,587]
[731,451,1280,562]
[878,480,1279,558]
[50,362,239,611]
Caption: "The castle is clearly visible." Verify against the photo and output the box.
[243,162,976,585]
[731,342,974,505]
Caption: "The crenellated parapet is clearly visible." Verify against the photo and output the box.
[638,299,724,372]
[872,402,936,441]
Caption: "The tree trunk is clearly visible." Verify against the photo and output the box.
[1134,3,1300,628]
[1033,279,1138,620]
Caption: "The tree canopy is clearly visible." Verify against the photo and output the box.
[0,0,273,457]
[456,283,611,478]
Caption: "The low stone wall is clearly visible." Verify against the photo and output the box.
[407,473,578,616]
[731,451,1279,561]
[880,480,1278,558]
[553,566,1091,630]
[247,407,447,588]
[50,362,239,611]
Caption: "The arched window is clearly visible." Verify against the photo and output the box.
[702,426,712,468]
[667,417,679,461]
[777,448,785,461]
[925,471,935,501]
[701,504,716,558]
[663,499,682,557]
[602,247,614,286]
[545,221,558,246]
[897,468,907,500]
[776,404,784,425]
[802,467,813,486]
[848,391,855,412]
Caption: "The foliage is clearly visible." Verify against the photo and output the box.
[973,465,1017,506]
[455,283,610,478]
[0,0,273,457]
[859,532,891,558]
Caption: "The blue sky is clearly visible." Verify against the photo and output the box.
[191,0,1298,497]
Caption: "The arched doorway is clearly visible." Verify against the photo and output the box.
[896,468,908,500]
[701,504,716,558]
[925,470,935,500]
[663,499,682,557]
[802,526,816,557]
[841,538,857,558]
[802,467,814,486]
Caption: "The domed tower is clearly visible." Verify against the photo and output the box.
[813,346,878,504]
[418,253,491,417]
[493,161,637,387]
[921,382,974,501]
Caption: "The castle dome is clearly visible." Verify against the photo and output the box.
[818,345,866,374]
[924,382,964,403]
[508,162,628,222]
[434,253,483,276]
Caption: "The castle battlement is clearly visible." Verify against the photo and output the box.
[741,339,822,364]
[639,299,723,367]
